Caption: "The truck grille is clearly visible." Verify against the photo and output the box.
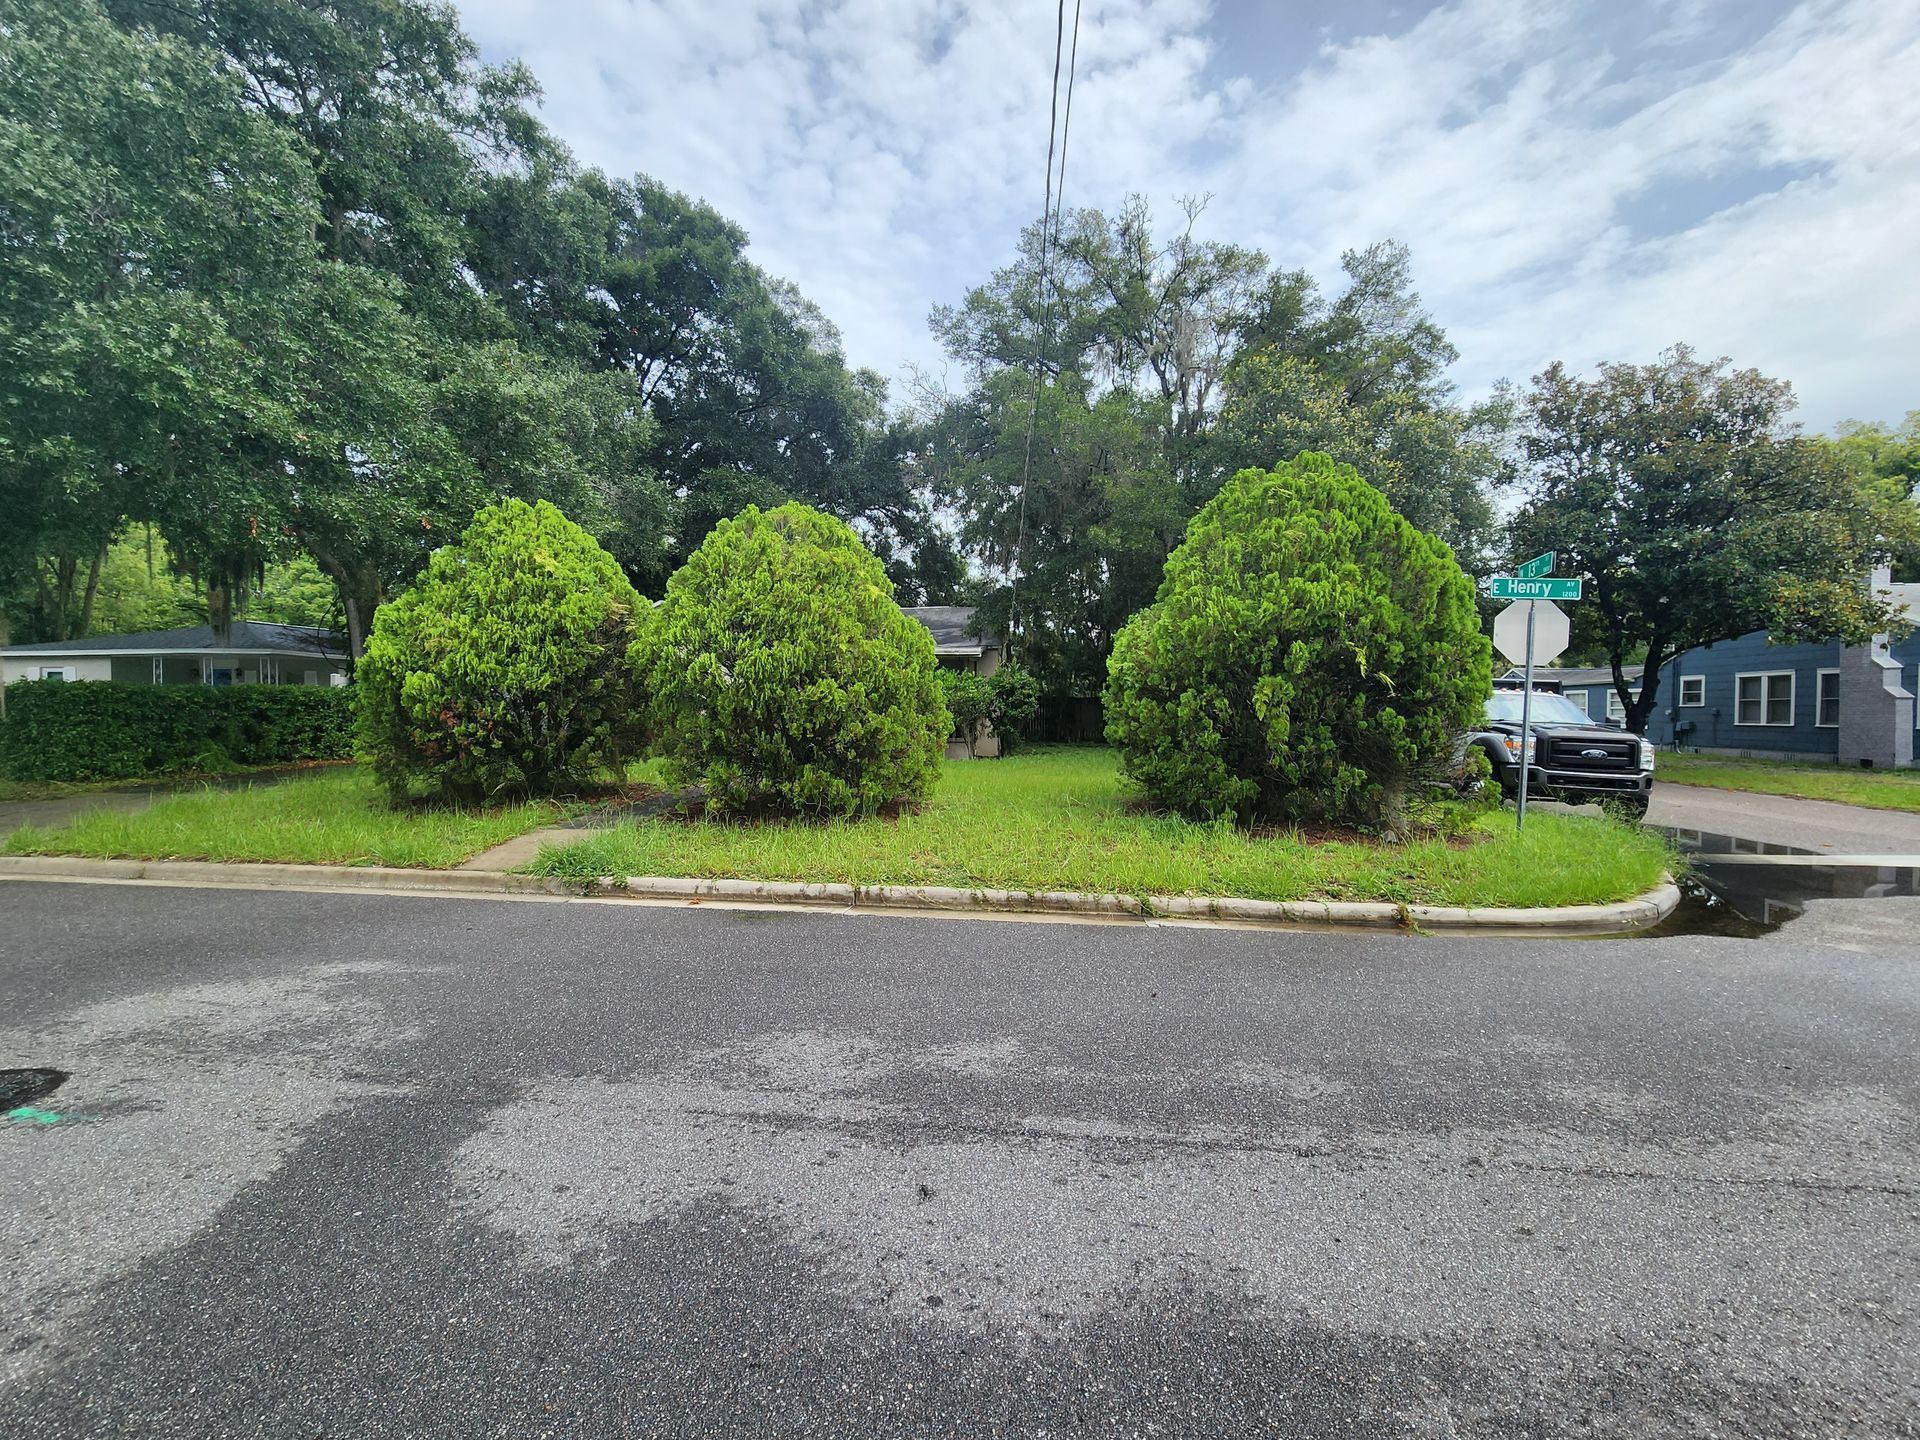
[1546,736,1637,772]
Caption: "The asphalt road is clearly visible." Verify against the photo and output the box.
[2,881,1916,1439]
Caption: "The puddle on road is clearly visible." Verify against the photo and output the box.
[1649,827,1814,858]
[1629,876,1773,939]
[1630,827,1920,938]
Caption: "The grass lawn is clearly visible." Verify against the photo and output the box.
[1658,752,1920,813]
[528,747,1673,909]
[2,766,575,868]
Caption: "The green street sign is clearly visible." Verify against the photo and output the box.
[1516,551,1555,579]
[1490,576,1582,601]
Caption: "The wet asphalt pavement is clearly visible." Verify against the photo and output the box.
[1,880,1916,1438]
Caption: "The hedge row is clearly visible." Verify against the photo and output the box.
[0,680,355,782]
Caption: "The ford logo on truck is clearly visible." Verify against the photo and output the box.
[1580,748,1607,758]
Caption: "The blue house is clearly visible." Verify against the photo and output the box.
[1637,575,1920,768]
[1498,574,1920,767]
[1640,631,1920,764]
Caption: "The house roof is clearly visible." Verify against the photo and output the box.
[903,605,1001,655]
[1499,664,1644,689]
[2,621,348,660]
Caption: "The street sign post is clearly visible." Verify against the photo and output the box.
[1494,599,1571,830]
[1489,576,1582,601]
[1487,556,1582,831]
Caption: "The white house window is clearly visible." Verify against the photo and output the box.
[1605,690,1626,723]
[1735,671,1794,727]
[36,666,74,682]
[1678,674,1705,707]
[1562,688,1588,716]
[151,656,164,684]
[1816,669,1840,728]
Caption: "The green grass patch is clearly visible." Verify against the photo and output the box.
[1659,752,1920,813]
[529,747,1672,908]
[2,766,573,868]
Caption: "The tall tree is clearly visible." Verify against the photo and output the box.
[516,173,938,594]
[1237,241,1459,410]
[925,200,1498,692]
[111,0,542,336]
[932,196,1267,479]
[94,0,671,651]
[1507,346,1907,730]
[1821,412,1920,581]
[0,0,322,643]
[914,372,1181,694]
[1210,352,1502,565]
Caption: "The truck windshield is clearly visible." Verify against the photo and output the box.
[1486,691,1603,726]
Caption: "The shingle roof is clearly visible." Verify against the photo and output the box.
[1499,663,1644,688]
[902,605,1001,654]
[1539,664,1644,687]
[2,621,347,658]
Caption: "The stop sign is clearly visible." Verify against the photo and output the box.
[1493,599,1569,668]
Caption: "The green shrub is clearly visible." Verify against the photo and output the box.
[356,498,644,802]
[985,661,1042,754]
[634,502,949,815]
[1103,452,1491,827]
[938,662,1042,758]
[938,669,993,757]
[0,680,354,782]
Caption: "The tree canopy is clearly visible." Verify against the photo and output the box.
[918,198,1498,696]
[2,0,945,655]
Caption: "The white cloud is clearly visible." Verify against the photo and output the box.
[455,0,1920,428]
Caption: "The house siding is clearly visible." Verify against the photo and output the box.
[1561,686,1624,725]
[1643,630,1920,759]
[0,656,113,684]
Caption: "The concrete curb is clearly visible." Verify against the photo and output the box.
[0,855,585,897]
[0,855,1682,936]
[619,873,1681,933]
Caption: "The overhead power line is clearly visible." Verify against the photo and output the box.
[1006,0,1083,664]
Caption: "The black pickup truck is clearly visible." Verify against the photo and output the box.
[1469,688,1655,816]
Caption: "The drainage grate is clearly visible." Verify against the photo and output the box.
[1,1068,69,1110]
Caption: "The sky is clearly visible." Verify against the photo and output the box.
[452,0,1920,430]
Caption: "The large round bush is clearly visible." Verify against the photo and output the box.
[357,498,645,802]
[635,502,948,815]
[1103,452,1490,826]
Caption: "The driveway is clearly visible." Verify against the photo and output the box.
[0,767,327,837]
[1648,781,1920,854]
[3,881,1915,1437]
[0,787,167,835]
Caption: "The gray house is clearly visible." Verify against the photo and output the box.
[1,622,350,688]
[904,606,1005,759]
[904,606,1004,678]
